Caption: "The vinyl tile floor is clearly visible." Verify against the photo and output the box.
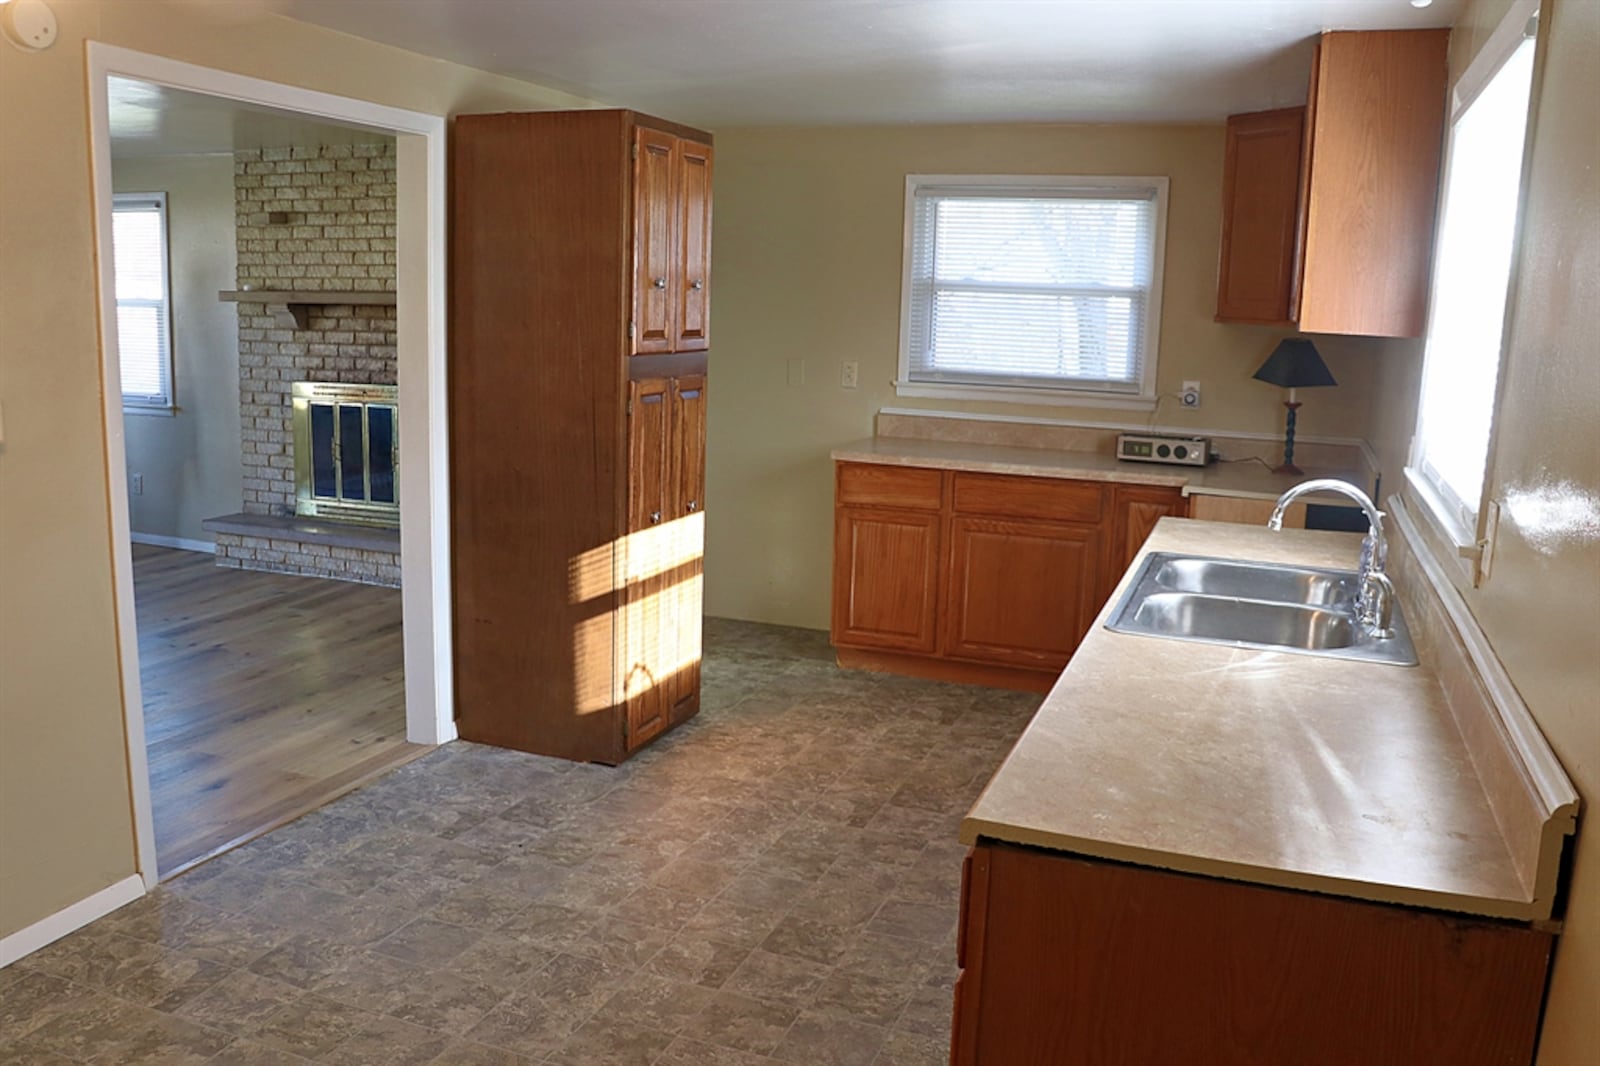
[1,619,1040,1065]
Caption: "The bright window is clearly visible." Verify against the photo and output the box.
[1410,18,1537,546]
[112,192,173,410]
[898,176,1167,405]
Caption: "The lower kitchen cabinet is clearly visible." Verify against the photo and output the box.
[831,506,942,654]
[944,516,1101,671]
[953,841,1553,1066]
[832,462,1183,688]
[1106,484,1186,598]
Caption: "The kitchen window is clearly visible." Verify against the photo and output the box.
[1408,4,1539,561]
[112,192,174,411]
[897,175,1167,407]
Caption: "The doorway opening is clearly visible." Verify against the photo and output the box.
[87,46,454,886]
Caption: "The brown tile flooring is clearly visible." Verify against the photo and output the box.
[1,620,1039,1065]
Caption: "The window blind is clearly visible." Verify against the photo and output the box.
[906,184,1160,394]
[113,194,172,409]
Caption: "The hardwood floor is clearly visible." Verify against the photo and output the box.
[133,545,425,877]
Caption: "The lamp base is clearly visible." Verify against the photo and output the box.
[1277,400,1304,478]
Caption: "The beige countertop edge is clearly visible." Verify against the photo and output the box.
[959,518,1533,923]
[830,439,1363,502]
[956,819,1538,922]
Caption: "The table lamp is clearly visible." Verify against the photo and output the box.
[1253,338,1336,475]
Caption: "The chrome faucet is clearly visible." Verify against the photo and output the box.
[1268,479,1396,638]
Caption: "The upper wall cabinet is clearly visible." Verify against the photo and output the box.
[632,126,714,355]
[1216,30,1450,337]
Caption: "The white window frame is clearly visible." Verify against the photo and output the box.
[112,191,175,413]
[895,174,1168,410]
[1404,0,1539,577]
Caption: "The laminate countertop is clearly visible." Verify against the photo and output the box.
[832,437,1364,502]
[959,518,1533,920]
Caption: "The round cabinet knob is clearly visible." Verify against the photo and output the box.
[652,277,667,289]
[686,499,699,512]
[690,279,704,291]
[650,510,662,524]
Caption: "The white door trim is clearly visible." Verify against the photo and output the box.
[86,44,455,891]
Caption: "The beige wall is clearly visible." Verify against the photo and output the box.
[0,0,590,938]
[703,123,1387,628]
[1467,2,1599,1060]
[113,154,242,544]
[1367,1,1600,1061]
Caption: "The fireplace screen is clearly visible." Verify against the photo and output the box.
[291,381,399,526]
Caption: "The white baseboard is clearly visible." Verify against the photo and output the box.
[0,874,145,967]
[130,532,215,554]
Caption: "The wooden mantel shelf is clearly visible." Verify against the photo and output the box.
[218,289,397,329]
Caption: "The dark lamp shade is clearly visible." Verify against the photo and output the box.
[1253,339,1337,389]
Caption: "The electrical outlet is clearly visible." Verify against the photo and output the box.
[1180,380,1202,408]
[130,472,144,495]
[841,361,859,389]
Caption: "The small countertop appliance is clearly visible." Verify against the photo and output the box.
[1116,433,1210,467]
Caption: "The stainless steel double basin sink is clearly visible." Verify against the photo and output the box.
[1105,553,1418,666]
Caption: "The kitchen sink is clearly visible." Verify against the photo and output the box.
[1106,552,1418,666]
[1150,556,1354,608]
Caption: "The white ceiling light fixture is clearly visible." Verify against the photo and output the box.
[2,0,58,51]
[1411,0,1435,8]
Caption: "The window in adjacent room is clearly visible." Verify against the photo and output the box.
[897,175,1168,407]
[1408,6,1539,557]
[112,192,174,411]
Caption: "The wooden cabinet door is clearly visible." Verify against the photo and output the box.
[832,507,941,654]
[676,141,713,352]
[632,127,679,355]
[1109,486,1187,600]
[669,375,707,723]
[671,375,707,521]
[1216,107,1306,325]
[623,378,674,748]
[944,516,1102,670]
[1297,30,1449,337]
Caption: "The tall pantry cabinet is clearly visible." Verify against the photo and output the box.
[450,110,713,763]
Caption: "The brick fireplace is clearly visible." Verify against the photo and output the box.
[204,142,403,588]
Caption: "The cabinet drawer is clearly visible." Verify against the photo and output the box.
[837,462,944,511]
[953,472,1104,523]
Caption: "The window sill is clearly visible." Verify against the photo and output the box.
[1402,465,1483,586]
[892,380,1158,412]
[123,404,177,418]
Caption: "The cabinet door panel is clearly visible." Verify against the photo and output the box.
[670,375,707,723]
[832,508,941,653]
[1216,107,1306,324]
[1297,30,1449,337]
[632,127,678,354]
[676,141,713,351]
[624,377,675,747]
[945,517,1101,670]
[627,378,672,534]
[622,571,673,749]
[1110,486,1188,596]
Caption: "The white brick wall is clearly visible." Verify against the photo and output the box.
[214,532,401,588]
[233,143,398,519]
[223,143,403,588]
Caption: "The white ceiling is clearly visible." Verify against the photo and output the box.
[275,0,1459,127]
[108,77,393,158]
